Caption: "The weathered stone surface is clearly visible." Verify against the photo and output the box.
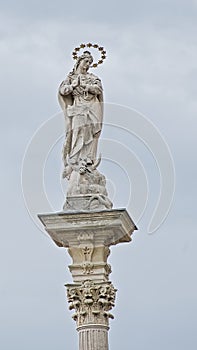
[38,209,137,283]
[78,325,109,350]
[64,194,112,212]
[58,50,111,210]
[66,280,116,327]
[38,208,137,247]
[66,280,115,350]
[38,47,138,350]
[58,51,103,175]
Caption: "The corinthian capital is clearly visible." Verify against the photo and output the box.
[66,280,117,328]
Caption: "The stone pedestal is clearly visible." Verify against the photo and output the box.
[38,209,137,350]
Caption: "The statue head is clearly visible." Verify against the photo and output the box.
[74,51,93,73]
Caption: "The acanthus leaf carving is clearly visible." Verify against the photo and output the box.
[66,280,117,327]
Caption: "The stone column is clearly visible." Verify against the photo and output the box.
[38,209,137,350]
[78,326,108,350]
[67,280,116,350]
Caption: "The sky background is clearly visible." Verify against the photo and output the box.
[1,1,197,349]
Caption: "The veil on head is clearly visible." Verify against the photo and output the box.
[73,51,93,73]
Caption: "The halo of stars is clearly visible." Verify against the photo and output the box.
[72,43,107,68]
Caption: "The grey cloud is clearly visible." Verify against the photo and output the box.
[1,0,197,25]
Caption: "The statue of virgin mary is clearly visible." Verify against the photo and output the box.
[58,51,103,179]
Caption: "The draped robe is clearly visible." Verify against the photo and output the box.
[58,71,103,175]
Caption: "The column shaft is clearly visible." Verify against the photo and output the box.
[78,325,109,350]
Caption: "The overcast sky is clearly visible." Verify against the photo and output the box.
[1,1,197,349]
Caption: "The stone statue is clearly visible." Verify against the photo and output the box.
[58,51,103,179]
[39,44,138,350]
[58,45,112,211]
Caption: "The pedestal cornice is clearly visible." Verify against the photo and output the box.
[38,208,137,248]
[38,208,137,283]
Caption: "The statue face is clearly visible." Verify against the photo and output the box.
[78,57,92,72]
